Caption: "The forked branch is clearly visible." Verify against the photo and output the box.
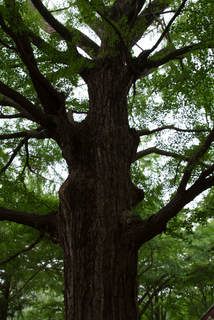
[0,96,40,122]
[30,0,99,56]
[0,9,67,114]
[144,42,206,70]
[0,82,49,127]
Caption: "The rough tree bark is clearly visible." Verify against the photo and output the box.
[55,53,144,319]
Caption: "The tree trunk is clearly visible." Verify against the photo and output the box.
[0,278,10,320]
[56,55,144,319]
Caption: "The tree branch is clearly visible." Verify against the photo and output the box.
[0,128,46,140]
[138,125,208,136]
[0,233,44,266]
[0,206,58,239]
[75,30,100,57]
[0,39,17,51]
[109,0,146,27]
[30,0,99,57]
[177,127,214,192]
[27,31,70,64]
[96,10,138,74]
[143,43,206,70]
[30,0,77,43]
[145,0,188,58]
[0,112,28,119]
[28,22,99,58]
[138,273,167,305]
[0,82,50,127]
[139,276,173,318]
[0,96,39,122]
[0,8,66,114]
[0,138,26,173]
[129,0,172,49]
[8,260,49,302]
[131,172,214,249]
[134,146,210,169]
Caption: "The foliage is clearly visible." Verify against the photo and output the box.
[0,219,64,318]
[138,188,214,320]
[0,188,63,318]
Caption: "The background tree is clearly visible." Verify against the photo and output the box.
[0,0,214,319]
[0,226,64,320]
[0,185,64,319]
[138,210,214,320]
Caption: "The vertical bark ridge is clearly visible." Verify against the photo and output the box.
[57,54,142,319]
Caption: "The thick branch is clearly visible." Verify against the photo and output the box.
[0,129,46,140]
[28,31,70,64]
[0,9,66,114]
[97,10,138,73]
[131,173,214,248]
[30,0,78,43]
[75,30,100,57]
[135,146,185,161]
[0,96,39,122]
[132,41,210,80]
[0,206,58,238]
[30,0,99,57]
[0,112,28,119]
[28,22,99,58]
[143,43,205,69]
[109,0,146,26]
[0,82,50,127]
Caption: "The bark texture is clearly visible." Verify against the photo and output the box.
[55,54,144,319]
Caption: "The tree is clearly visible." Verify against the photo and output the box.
[0,227,64,320]
[0,0,213,319]
[0,190,64,319]
[137,215,214,320]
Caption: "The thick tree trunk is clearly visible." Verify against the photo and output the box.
[56,55,143,319]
